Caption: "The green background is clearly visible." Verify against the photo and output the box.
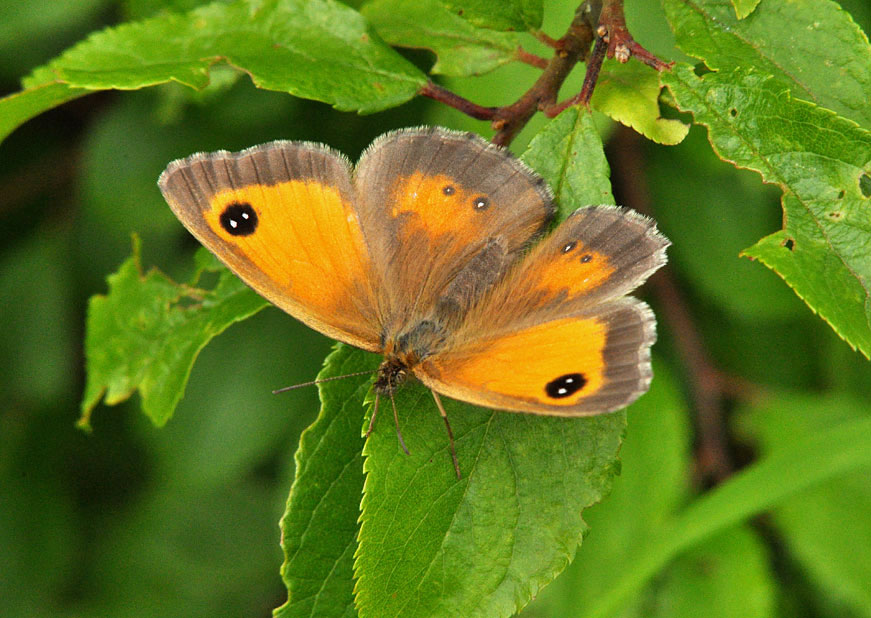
[2,0,870,616]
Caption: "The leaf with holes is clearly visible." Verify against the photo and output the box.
[663,0,871,128]
[663,64,871,357]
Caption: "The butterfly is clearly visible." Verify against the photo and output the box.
[158,127,669,477]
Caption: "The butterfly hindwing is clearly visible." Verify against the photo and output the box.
[418,298,655,415]
[416,205,669,415]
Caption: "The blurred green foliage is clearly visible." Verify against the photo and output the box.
[1,0,870,617]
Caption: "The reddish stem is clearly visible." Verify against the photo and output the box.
[415,0,672,147]
[419,82,498,121]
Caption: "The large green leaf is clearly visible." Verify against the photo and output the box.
[362,0,523,77]
[0,0,427,145]
[80,242,268,429]
[663,0,871,128]
[352,109,628,618]
[275,346,375,618]
[354,382,625,618]
[522,106,615,214]
[663,64,871,358]
[436,0,543,32]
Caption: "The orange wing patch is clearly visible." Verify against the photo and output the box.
[418,316,608,412]
[388,171,495,239]
[201,180,380,349]
[522,240,616,301]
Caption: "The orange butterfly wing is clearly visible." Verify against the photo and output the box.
[417,206,669,414]
[159,142,382,351]
[353,127,554,335]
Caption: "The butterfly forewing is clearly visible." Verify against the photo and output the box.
[353,127,555,335]
[159,141,383,350]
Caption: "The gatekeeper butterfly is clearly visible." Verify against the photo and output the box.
[159,127,669,476]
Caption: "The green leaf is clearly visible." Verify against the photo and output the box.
[363,0,523,77]
[580,411,871,618]
[275,345,376,618]
[80,240,268,429]
[436,0,543,32]
[522,106,615,216]
[529,360,691,616]
[0,82,90,145]
[1,0,427,145]
[650,526,774,618]
[352,113,626,618]
[662,64,871,358]
[737,393,871,616]
[592,62,689,145]
[355,381,625,618]
[730,0,760,19]
[663,0,871,128]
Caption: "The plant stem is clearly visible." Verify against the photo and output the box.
[415,1,671,147]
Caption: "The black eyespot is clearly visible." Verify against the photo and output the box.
[219,202,258,236]
[442,185,456,196]
[545,373,587,399]
[561,241,577,253]
[580,253,593,263]
[472,196,490,210]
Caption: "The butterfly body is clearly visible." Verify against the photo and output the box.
[159,127,669,427]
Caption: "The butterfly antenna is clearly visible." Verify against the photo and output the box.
[390,392,410,455]
[432,391,462,479]
[272,369,374,394]
[366,393,380,438]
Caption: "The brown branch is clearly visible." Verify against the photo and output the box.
[418,82,499,121]
[545,32,607,115]
[532,30,563,49]
[490,4,596,146]
[515,46,549,69]
[413,1,672,147]
[598,0,672,70]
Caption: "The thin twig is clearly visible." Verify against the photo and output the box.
[414,1,671,148]
[598,0,672,70]
[419,82,499,121]
[546,31,607,115]
[515,46,549,69]
[491,5,596,146]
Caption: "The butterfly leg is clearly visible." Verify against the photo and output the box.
[389,393,411,455]
[365,393,380,438]
[431,391,462,479]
